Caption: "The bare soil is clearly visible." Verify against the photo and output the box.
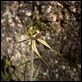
[1,1,81,81]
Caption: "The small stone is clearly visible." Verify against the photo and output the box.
[72,8,76,12]
[1,19,6,23]
[55,74,58,79]
[14,31,18,34]
[21,43,25,48]
[20,35,27,40]
[36,1,40,6]
[69,6,76,13]
[7,48,12,55]
[17,23,22,28]
[15,16,19,20]
[2,34,5,37]
[49,13,57,22]
[42,5,45,9]
[62,65,66,70]
[20,4,23,7]
[43,70,49,76]
[73,68,76,72]
[46,70,49,73]
[57,2,63,8]
[77,64,81,69]
[10,23,15,27]
[47,36,51,40]
[47,5,52,13]
[43,72,47,76]
[8,18,13,23]
[26,11,32,16]
[28,40,31,45]
[46,32,50,36]
[55,60,58,64]
[6,37,12,42]
[63,36,67,40]
[55,69,58,72]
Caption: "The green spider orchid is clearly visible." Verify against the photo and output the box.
[27,26,55,65]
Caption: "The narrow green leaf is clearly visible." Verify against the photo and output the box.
[37,38,61,56]
[33,64,41,81]
[37,38,53,51]
[31,40,48,65]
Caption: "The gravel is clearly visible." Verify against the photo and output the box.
[1,1,81,81]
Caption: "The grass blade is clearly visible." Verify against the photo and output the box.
[33,64,41,81]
